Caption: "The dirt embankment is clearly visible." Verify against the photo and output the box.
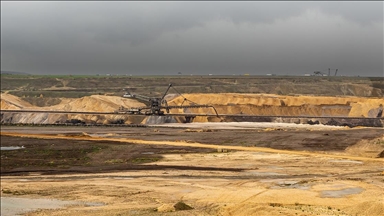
[0,93,147,124]
[1,93,383,125]
[169,93,384,118]
[47,95,144,112]
[0,94,34,110]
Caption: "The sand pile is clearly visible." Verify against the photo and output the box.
[1,93,383,124]
[47,95,146,124]
[345,136,384,158]
[168,93,384,118]
[1,94,145,112]
[0,93,34,110]
[344,201,384,216]
[0,94,146,124]
[48,95,145,112]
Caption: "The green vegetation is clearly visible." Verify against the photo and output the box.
[1,74,383,98]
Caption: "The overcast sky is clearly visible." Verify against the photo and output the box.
[1,1,383,76]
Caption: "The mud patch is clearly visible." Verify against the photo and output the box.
[320,187,364,198]
[0,197,86,216]
[263,179,312,190]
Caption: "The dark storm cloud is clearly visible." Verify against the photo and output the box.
[1,2,383,76]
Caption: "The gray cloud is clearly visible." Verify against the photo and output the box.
[1,2,383,76]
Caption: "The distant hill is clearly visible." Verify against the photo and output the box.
[1,71,30,75]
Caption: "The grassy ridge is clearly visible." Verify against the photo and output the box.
[1,74,383,99]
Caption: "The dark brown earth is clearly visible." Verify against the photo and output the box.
[1,126,383,175]
[0,135,218,175]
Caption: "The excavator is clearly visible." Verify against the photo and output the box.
[313,68,338,76]
[117,84,218,116]
[119,84,172,115]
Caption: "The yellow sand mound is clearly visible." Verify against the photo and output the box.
[344,201,384,216]
[345,136,384,158]
[1,94,147,124]
[0,93,34,110]
[1,93,383,124]
[48,95,145,112]
[168,94,384,117]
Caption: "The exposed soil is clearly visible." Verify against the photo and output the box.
[1,125,383,215]
[0,136,230,175]
[1,75,383,215]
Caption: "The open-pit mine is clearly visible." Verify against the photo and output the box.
[1,75,383,215]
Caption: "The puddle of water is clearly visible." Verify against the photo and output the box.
[1,197,78,216]
[328,160,363,164]
[141,152,155,155]
[1,146,25,151]
[1,197,105,216]
[320,187,364,198]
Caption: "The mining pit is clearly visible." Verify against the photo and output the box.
[1,90,384,215]
[1,93,383,126]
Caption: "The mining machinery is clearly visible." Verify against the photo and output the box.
[313,71,327,76]
[117,84,218,116]
[328,68,339,76]
[120,84,172,115]
[314,68,338,76]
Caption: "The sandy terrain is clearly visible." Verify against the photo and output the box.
[1,93,383,125]
[168,93,384,118]
[1,89,383,215]
[1,125,383,216]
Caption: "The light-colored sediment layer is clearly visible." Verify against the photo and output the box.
[1,93,147,124]
[47,95,145,112]
[0,94,34,110]
[169,93,384,118]
[1,93,145,111]
[1,93,383,124]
